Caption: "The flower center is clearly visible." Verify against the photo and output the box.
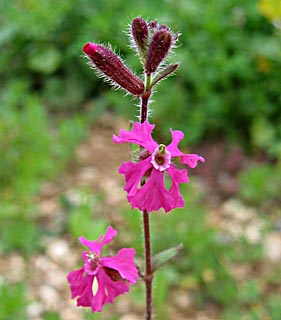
[151,144,171,171]
[103,266,124,282]
[86,251,100,272]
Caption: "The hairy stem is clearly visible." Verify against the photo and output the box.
[143,209,153,320]
[141,74,153,320]
[140,74,152,123]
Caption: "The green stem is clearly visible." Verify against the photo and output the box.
[145,74,152,91]
[140,74,152,123]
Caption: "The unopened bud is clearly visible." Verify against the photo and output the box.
[83,43,145,96]
[145,30,172,75]
[131,17,148,60]
[148,20,158,31]
[159,24,169,31]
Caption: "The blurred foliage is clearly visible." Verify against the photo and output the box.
[0,78,87,255]
[43,312,61,320]
[238,163,281,206]
[0,282,27,320]
[155,187,237,306]
[0,0,281,318]
[266,294,281,319]
[0,217,42,255]
[61,188,108,240]
[223,293,281,320]
[258,0,281,21]
[0,0,280,151]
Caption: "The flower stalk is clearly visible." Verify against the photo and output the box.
[141,73,153,319]
[143,209,153,320]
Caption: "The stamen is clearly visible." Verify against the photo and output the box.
[158,144,166,154]
[151,144,171,171]
[86,252,96,262]
[86,251,100,271]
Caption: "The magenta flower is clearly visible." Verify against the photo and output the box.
[67,226,138,313]
[113,121,205,213]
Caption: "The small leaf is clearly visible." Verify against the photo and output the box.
[152,244,183,272]
[151,64,179,87]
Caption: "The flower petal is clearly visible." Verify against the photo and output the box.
[166,129,184,156]
[79,226,118,255]
[102,248,138,284]
[113,120,158,152]
[119,157,152,195]
[67,267,88,299]
[166,165,188,207]
[180,153,205,168]
[76,275,95,309]
[91,268,130,312]
[68,267,131,313]
[127,168,185,213]
[167,129,205,168]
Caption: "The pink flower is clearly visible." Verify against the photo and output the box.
[113,121,205,213]
[67,226,138,313]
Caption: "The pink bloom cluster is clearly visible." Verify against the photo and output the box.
[67,226,138,313]
[113,121,205,213]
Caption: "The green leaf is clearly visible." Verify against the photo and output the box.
[152,244,183,272]
[151,63,179,87]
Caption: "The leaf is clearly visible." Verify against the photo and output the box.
[151,64,179,87]
[152,244,183,272]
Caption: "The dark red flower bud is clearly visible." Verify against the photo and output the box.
[145,30,172,75]
[159,24,169,31]
[148,21,158,31]
[83,42,144,96]
[131,17,148,59]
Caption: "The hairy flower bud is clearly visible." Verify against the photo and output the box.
[148,20,158,32]
[131,17,148,60]
[145,29,172,75]
[83,43,144,96]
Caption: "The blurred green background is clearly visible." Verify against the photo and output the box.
[0,0,281,319]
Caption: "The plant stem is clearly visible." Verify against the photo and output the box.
[140,74,151,124]
[140,90,151,124]
[143,209,153,320]
[141,74,153,320]
[145,73,151,91]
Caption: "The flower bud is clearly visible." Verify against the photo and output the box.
[131,17,148,60]
[145,29,172,75]
[148,20,158,31]
[83,42,145,96]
